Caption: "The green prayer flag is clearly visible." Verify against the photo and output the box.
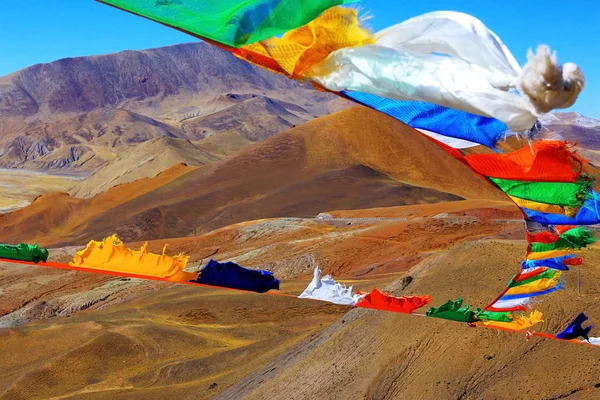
[99,0,358,47]
[531,227,596,252]
[489,177,594,208]
[426,298,479,323]
[476,309,514,323]
[0,243,49,264]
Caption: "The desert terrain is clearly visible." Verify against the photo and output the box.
[0,42,599,400]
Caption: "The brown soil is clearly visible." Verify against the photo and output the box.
[132,199,521,280]
[0,284,349,400]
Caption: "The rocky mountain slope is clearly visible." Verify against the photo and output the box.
[217,240,600,400]
[541,112,600,148]
[540,112,600,166]
[0,42,339,170]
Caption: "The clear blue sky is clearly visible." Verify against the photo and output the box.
[0,0,597,118]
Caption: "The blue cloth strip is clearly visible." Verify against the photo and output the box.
[556,313,593,340]
[522,192,600,225]
[342,90,508,149]
[521,255,578,271]
[191,259,280,293]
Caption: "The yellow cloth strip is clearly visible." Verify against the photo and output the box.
[504,273,562,295]
[526,249,578,260]
[70,234,197,282]
[483,310,544,330]
[509,196,579,217]
[239,6,374,78]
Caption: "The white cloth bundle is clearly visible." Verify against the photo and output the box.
[306,11,584,132]
[299,267,364,306]
[585,337,600,346]
[376,11,522,88]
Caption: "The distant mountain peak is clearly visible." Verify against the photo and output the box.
[540,111,600,127]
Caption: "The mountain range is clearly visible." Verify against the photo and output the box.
[0,42,344,170]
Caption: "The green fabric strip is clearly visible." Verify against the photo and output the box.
[99,0,358,47]
[426,298,479,323]
[508,269,558,288]
[0,243,49,264]
[531,227,596,252]
[488,177,594,208]
[476,310,513,322]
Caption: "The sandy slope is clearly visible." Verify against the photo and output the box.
[133,200,521,280]
[2,220,596,399]
[218,241,600,400]
[0,284,348,400]
[0,200,519,327]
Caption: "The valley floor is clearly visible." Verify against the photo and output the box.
[0,168,85,213]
